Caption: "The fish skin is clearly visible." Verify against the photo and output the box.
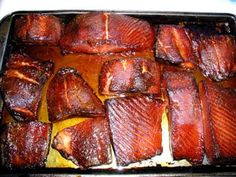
[0,121,52,169]
[99,58,161,95]
[163,67,204,164]
[199,80,236,164]
[52,117,112,169]
[47,67,105,122]
[106,95,164,166]
[60,12,155,54]
[14,14,62,45]
[0,53,54,121]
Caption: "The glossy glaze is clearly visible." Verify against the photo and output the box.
[60,12,155,54]
[100,58,160,95]
[0,53,54,121]
[106,95,164,166]
[163,67,204,164]
[14,14,62,45]
[1,121,51,168]
[47,67,105,122]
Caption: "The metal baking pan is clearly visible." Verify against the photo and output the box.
[0,11,236,176]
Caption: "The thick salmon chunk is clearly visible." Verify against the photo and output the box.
[99,58,161,95]
[52,117,112,169]
[106,95,164,166]
[163,68,204,164]
[0,53,54,121]
[60,12,155,54]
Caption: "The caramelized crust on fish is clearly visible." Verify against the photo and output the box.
[52,117,111,169]
[196,35,236,81]
[99,58,161,95]
[0,121,51,169]
[156,25,196,69]
[199,80,236,164]
[106,95,164,166]
[14,14,62,45]
[47,67,105,122]
[0,53,54,121]
[163,68,204,164]
[60,12,155,54]
[156,25,236,80]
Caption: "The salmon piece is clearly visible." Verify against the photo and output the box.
[196,35,236,81]
[156,25,236,79]
[0,121,51,169]
[47,67,105,122]
[199,80,236,164]
[0,53,54,121]
[156,25,196,69]
[163,67,204,164]
[52,117,111,169]
[99,58,161,95]
[14,14,62,45]
[60,12,155,54]
[106,95,164,166]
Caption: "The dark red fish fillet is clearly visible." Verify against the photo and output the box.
[60,12,155,54]
[0,53,54,121]
[196,35,236,81]
[106,95,164,166]
[47,67,105,122]
[156,25,196,69]
[14,14,62,45]
[199,80,236,164]
[52,117,111,169]
[99,58,161,95]
[0,121,51,169]
[163,67,204,164]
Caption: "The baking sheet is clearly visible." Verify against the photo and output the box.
[0,11,236,175]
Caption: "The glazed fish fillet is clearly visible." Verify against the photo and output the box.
[47,67,105,122]
[156,25,236,81]
[106,95,164,166]
[196,35,236,81]
[156,25,196,69]
[199,80,236,164]
[52,117,112,169]
[0,121,51,169]
[60,12,155,54]
[163,68,204,164]
[99,58,161,95]
[14,14,62,45]
[0,53,54,121]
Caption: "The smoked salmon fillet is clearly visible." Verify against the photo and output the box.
[0,53,54,121]
[156,25,197,69]
[196,35,236,81]
[52,117,112,169]
[99,58,161,95]
[199,80,236,164]
[47,67,105,122]
[14,14,62,45]
[156,25,236,81]
[163,67,204,164]
[60,12,155,54]
[106,95,164,166]
[0,121,51,169]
